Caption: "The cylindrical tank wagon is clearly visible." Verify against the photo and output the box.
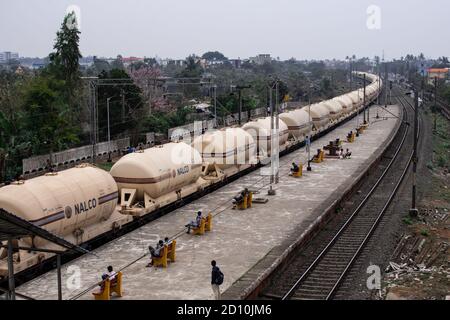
[279,108,312,141]
[0,164,118,246]
[242,116,289,157]
[192,127,256,171]
[110,142,203,202]
[319,100,343,121]
[305,103,330,131]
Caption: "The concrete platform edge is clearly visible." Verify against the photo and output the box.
[221,108,404,300]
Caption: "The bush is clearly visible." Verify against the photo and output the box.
[437,155,446,167]
[402,217,413,225]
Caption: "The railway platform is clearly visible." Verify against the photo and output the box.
[17,105,401,300]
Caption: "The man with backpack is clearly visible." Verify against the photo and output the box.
[211,260,224,300]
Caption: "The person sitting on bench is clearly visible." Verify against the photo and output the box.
[290,162,300,173]
[147,240,165,267]
[339,148,344,159]
[106,266,117,283]
[185,211,203,234]
[97,273,109,293]
[344,148,352,159]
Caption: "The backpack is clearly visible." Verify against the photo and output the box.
[216,270,224,285]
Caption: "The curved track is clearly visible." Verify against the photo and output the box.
[261,90,419,300]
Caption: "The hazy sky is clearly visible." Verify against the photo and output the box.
[1,0,448,60]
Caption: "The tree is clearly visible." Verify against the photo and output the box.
[22,75,80,155]
[202,51,227,62]
[179,56,203,78]
[177,56,204,98]
[49,11,82,84]
[97,69,144,142]
[128,64,163,113]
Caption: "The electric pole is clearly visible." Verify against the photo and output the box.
[268,78,279,195]
[236,85,251,126]
[409,89,419,217]
[363,74,367,124]
[384,62,388,108]
[121,88,125,122]
[434,76,437,132]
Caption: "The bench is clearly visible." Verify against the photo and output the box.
[191,213,213,234]
[152,245,168,268]
[235,192,253,210]
[167,240,176,262]
[290,163,303,177]
[347,131,356,143]
[312,149,324,163]
[204,213,213,232]
[357,123,369,134]
[191,219,206,235]
[92,271,123,300]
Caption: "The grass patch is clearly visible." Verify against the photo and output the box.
[97,162,115,172]
[420,229,430,237]
[403,216,413,225]
[432,113,450,169]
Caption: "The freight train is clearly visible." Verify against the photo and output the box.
[0,72,382,277]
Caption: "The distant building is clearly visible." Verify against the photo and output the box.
[31,62,47,70]
[427,68,449,85]
[0,51,19,63]
[121,56,144,67]
[249,54,271,65]
[229,59,242,68]
[79,56,94,67]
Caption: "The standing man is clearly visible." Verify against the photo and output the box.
[211,260,224,300]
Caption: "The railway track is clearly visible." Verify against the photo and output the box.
[261,90,419,300]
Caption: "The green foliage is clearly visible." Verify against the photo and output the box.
[432,113,450,169]
[97,162,115,172]
[97,69,143,141]
[420,230,430,237]
[49,11,82,84]
[402,217,413,225]
[142,106,194,134]
[178,56,203,78]
[22,75,80,154]
[202,51,227,61]
[0,12,83,181]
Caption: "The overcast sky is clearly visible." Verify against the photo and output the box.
[1,0,448,60]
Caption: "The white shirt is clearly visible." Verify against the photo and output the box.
[107,271,116,281]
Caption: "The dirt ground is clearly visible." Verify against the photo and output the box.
[381,108,450,300]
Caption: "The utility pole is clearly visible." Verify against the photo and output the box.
[236,85,251,125]
[7,237,15,300]
[434,77,437,132]
[363,74,367,124]
[384,63,388,108]
[349,57,353,91]
[409,89,419,217]
[107,97,112,143]
[214,85,217,128]
[121,89,125,123]
[107,97,112,162]
[377,59,381,106]
[268,78,279,195]
[356,89,360,136]
[307,103,312,171]
[275,81,279,184]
